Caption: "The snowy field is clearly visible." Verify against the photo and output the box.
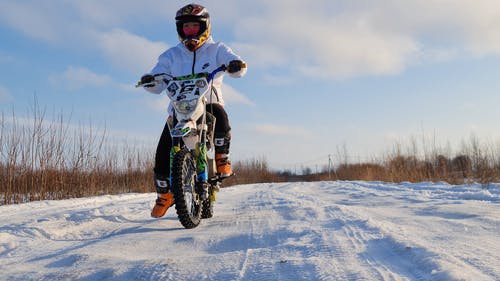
[0,181,498,281]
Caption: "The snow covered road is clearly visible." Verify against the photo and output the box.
[0,181,499,280]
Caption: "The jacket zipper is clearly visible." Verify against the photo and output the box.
[192,50,196,74]
[191,49,219,102]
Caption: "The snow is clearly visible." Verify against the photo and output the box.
[0,181,499,281]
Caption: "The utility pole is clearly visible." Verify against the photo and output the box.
[328,154,333,180]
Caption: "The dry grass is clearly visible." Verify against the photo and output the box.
[307,136,500,184]
[223,157,285,186]
[2,103,500,205]
[0,104,153,205]
[0,103,281,205]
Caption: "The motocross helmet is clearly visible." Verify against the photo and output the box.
[175,4,211,51]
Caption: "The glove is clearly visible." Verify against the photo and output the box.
[227,60,244,74]
[140,74,155,87]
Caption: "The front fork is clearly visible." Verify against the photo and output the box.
[170,137,209,198]
[196,142,208,182]
[169,140,181,189]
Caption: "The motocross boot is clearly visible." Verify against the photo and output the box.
[215,153,232,178]
[151,176,175,218]
[215,132,232,178]
[210,183,220,202]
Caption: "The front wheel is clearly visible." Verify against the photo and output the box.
[201,198,213,219]
[171,148,203,228]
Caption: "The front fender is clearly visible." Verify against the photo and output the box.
[171,121,196,138]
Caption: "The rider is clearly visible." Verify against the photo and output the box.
[140,4,247,218]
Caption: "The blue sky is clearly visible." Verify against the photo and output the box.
[1,1,500,171]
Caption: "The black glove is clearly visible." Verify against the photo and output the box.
[140,74,155,87]
[227,60,244,73]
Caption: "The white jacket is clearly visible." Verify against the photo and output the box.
[144,37,246,111]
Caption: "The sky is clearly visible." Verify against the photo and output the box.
[1,0,500,171]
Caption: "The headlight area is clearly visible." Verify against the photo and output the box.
[173,99,198,114]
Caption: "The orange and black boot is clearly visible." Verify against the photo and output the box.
[215,153,233,178]
[151,176,175,218]
[214,131,233,178]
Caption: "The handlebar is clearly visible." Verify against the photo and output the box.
[208,64,227,82]
[136,64,227,88]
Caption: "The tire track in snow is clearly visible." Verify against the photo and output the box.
[271,183,437,280]
[293,204,375,280]
[320,183,439,281]
[260,183,357,280]
[330,181,499,281]
[1,182,498,280]
[232,186,314,281]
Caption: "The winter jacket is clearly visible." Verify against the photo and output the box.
[144,37,246,113]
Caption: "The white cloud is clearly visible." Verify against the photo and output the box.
[222,83,254,106]
[51,66,144,93]
[93,29,168,73]
[230,0,500,79]
[144,94,170,114]
[261,74,295,86]
[0,1,175,42]
[0,85,12,103]
[295,25,419,78]
[0,1,171,74]
[0,2,61,43]
[230,42,288,69]
[253,123,311,137]
[230,1,421,78]
[51,66,115,91]
[3,0,500,80]
[70,1,176,28]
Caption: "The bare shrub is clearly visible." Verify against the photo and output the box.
[0,102,285,205]
[3,100,500,205]
[296,135,500,184]
[335,163,386,181]
[0,103,153,205]
[223,157,285,186]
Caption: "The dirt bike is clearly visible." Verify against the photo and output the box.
[136,65,228,229]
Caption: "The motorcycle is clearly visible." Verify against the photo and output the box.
[136,65,228,229]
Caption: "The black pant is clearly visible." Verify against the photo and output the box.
[153,103,231,178]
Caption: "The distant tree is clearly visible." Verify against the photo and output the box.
[451,155,472,178]
[302,166,312,175]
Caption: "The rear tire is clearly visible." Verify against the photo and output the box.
[171,148,203,228]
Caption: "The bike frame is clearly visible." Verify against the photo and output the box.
[157,65,227,183]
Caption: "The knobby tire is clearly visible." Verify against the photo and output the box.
[171,148,203,229]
